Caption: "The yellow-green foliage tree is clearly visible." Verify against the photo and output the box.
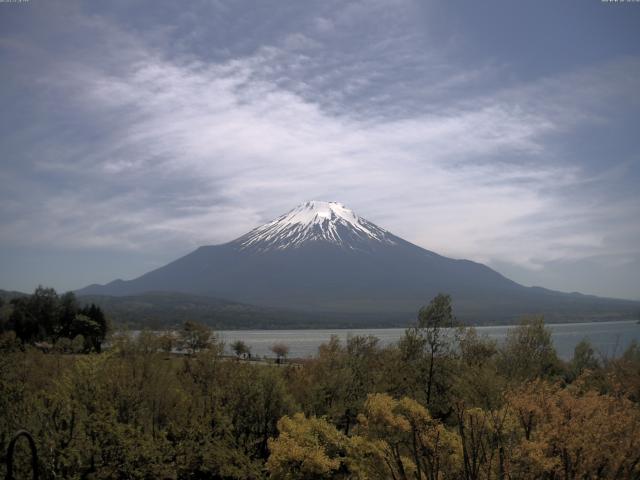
[267,413,353,479]
[357,393,462,480]
[506,380,640,479]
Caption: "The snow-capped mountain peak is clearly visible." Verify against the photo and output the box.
[233,201,397,252]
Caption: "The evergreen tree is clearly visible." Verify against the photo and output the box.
[79,303,108,352]
[57,291,78,339]
[8,297,39,343]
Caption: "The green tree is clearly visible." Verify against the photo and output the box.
[27,286,59,338]
[3,288,108,351]
[231,339,250,359]
[419,294,455,406]
[71,334,85,353]
[180,320,212,354]
[8,286,61,343]
[57,291,78,339]
[458,327,497,367]
[412,293,456,407]
[341,335,382,434]
[71,314,102,353]
[568,339,599,382]
[8,297,39,344]
[79,303,108,352]
[222,365,295,459]
[498,316,560,381]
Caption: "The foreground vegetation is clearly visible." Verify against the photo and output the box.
[1,293,640,479]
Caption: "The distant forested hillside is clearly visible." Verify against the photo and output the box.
[3,288,637,331]
[79,290,640,330]
[77,292,412,329]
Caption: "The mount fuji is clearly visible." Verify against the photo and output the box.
[78,201,639,324]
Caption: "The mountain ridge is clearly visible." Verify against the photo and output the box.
[77,201,640,324]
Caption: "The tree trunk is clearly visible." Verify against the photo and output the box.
[426,348,435,405]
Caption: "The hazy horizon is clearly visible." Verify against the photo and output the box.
[1,1,639,300]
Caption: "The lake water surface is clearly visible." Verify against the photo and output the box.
[218,320,640,360]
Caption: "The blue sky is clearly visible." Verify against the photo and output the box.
[1,0,639,300]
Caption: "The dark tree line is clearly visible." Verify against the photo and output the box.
[0,286,108,352]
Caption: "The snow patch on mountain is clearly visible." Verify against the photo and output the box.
[234,201,397,252]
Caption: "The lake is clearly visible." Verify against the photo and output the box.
[218,320,640,360]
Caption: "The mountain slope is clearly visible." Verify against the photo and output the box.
[77,201,640,324]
